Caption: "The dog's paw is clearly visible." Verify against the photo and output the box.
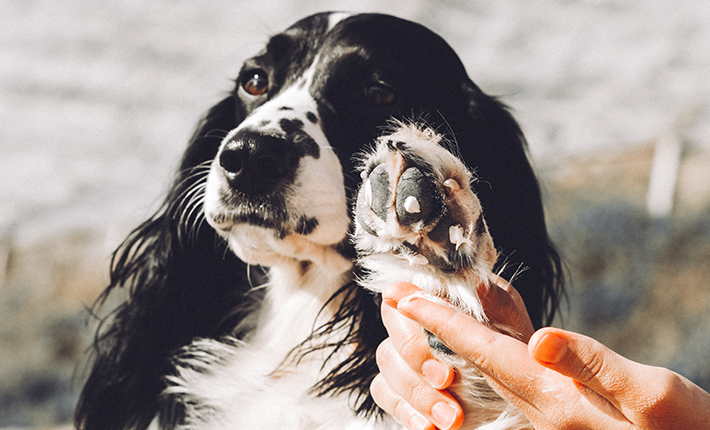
[353,122,497,319]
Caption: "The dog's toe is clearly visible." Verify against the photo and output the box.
[367,164,391,222]
[395,166,440,227]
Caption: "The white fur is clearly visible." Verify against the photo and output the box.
[165,261,394,430]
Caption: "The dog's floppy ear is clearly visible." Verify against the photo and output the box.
[75,90,260,430]
[454,81,564,329]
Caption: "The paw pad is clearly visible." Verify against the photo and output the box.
[366,164,391,222]
[395,166,440,227]
[354,123,497,278]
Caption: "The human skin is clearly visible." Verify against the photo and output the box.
[371,281,710,430]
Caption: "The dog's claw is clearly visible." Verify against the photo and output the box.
[449,224,474,250]
[403,196,421,214]
[444,178,460,193]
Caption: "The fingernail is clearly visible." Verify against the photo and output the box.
[532,332,568,364]
[397,294,417,310]
[431,402,457,430]
[382,297,398,308]
[410,413,431,430]
[397,293,436,311]
[421,359,449,389]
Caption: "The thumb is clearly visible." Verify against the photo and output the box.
[528,328,637,408]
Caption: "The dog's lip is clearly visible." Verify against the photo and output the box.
[207,209,286,232]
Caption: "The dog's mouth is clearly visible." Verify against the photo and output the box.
[202,125,317,239]
[207,191,319,240]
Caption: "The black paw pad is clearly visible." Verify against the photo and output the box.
[368,164,391,222]
[395,167,440,227]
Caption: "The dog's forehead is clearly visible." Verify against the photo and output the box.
[250,13,461,85]
[243,13,353,84]
[324,14,443,50]
[317,14,468,80]
[276,13,437,57]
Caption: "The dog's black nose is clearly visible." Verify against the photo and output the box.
[218,130,296,195]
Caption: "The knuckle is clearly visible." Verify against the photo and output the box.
[400,328,428,358]
[369,374,397,416]
[393,399,417,428]
[371,373,418,428]
[574,345,607,385]
[407,375,433,400]
[375,339,394,367]
[369,374,388,402]
[466,334,497,371]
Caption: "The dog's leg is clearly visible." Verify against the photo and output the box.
[353,122,532,430]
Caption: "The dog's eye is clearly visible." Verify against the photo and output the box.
[242,69,269,96]
[365,85,395,106]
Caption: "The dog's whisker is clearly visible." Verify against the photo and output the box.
[194,129,231,143]
[182,187,207,243]
[174,176,208,245]
[191,213,208,244]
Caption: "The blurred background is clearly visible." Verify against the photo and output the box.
[1,0,709,427]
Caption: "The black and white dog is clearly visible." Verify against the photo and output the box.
[76,12,563,430]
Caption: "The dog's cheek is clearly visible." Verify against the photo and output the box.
[290,154,351,244]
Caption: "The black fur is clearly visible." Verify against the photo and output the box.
[76,12,564,430]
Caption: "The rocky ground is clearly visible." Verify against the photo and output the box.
[1,0,709,427]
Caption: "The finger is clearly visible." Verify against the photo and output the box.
[528,328,661,413]
[531,329,710,429]
[478,276,534,341]
[394,293,633,429]
[392,292,545,403]
[375,338,463,430]
[370,373,436,430]
[381,281,430,307]
[382,283,455,389]
[394,291,536,378]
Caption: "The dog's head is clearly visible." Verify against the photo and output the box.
[200,13,500,269]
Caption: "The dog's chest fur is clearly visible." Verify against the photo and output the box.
[164,263,395,430]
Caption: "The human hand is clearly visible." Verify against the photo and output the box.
[371,278,535,430]
[372,282,710,430]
